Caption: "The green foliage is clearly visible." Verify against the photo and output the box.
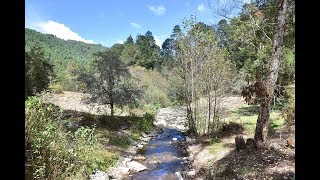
[78,49,142,116]
[25,28,106,92]
[129,66,171,109]
[120,43,139,66]
[49,83,64,94]
[278,48,295,87]
[132,113,155,133]
[25,97,117,179]
[25,44,53,97]
[281,85,295,126]
[136,31,163,69]
[108,136,130,148]
[110,43,124,58]
[25,28,106,62]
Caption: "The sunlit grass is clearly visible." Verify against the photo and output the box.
[223,105,284,134]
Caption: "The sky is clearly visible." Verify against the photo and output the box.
[26,0,247,47]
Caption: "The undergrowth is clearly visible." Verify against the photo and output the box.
[25,96,117,179]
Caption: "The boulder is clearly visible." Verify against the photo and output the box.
[66,121,79,132]
[175,171,184,180]
[90,171,109,180]
[187,170,196,176]
[126,161,147,172]
[132,155,146,161]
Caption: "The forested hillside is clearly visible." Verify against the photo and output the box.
[25,28,107,62]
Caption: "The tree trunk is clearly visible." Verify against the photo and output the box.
[208,93,211,134]
[254,102,271,142]
[254,0,288,142]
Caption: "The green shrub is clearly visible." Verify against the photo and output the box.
[25,97,116,179]
[282,85,295,126]
[132,113,155,132]
[49,83,64,94]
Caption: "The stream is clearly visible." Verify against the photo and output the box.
[129,128,188,179]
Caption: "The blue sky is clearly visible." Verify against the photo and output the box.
[26,0,246,47]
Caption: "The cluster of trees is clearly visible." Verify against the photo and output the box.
[25,0,294,142]
[25,28,107,91]
[25,44,53,97]
[166,18,235,135]
[211,0,294,142]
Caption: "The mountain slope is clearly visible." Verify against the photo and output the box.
[25,28,107,62]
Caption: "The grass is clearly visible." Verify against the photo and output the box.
[108,136,131,148]
[130,132,141,141]
[223,105,284,134]
[207,138,230,154]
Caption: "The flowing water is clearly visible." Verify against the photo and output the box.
[129,128,188,179]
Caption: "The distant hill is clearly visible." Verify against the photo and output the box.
[25,28,107,62]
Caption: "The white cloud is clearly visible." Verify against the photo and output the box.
[197,3,205,12]
[154,36,162,47]
[116,40,124,44]
[148,5,166,15]
[130,22,142,29]
[37,20,95,44]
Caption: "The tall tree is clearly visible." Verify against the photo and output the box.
[253,0,288,142]
[172,18,235,135]
[25,44,53,97]
[120,43,139,66]
[136,31,162,69]
[110,43,124,58]
[161,25,182,71]
[124,35,134,45]
[78,49,141,116]
[216,19,230,49]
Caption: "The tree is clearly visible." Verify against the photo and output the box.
[120,43,139,66]
[25,44,53,97]
[253,0,288,142]
[160,25,182,71]
[136,31,162,69]
[124,35,134,45]
[211,0,294,142]
[110,43,124,58]
[171,17,235,135]
[216,19,230,49]
[78,49,142,116]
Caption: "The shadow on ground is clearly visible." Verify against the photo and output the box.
[196,146,295,179]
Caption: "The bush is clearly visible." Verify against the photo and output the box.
[282,85,295,126]
[25,97,116,179]
[132,113,155,132]
[49,84,64,94]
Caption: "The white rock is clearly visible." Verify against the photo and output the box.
[172,138,178,141]
[123,157,132,163]
[137,144,144,148]
[175,171,184,180]
[90,171,109,180]
[187,170,196,176]
[141,132,148,137]
[126,161,147,172]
